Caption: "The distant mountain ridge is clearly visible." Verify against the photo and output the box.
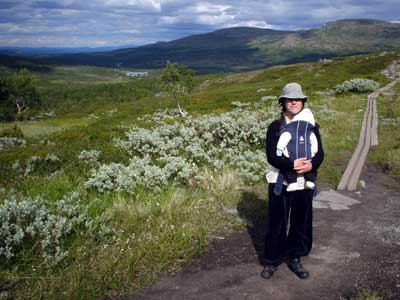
[0,45,138,55]
[8,19,400,73]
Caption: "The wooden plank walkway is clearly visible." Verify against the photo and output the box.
[337,79,399,191]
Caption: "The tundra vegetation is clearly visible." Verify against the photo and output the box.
[369,81,400,177]
[0,53,399,300]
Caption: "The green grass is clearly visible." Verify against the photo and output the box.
[1,51,399,300]
[8,169,248,300]
[350,289,384,300]
[37,65,126,88]
[0,117,96,138]
[369,81,400,177]
[312,94,368,184]
[36,65,159,89]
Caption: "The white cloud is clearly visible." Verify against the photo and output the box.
[7,24,72,33]
[0,23,14,30]
[119,29,140,34]
[192,2,231,14]
[223,20,273,29]
[103,0,161,11]
[158,16,178,24]
[0,0,398,47]
[157,2,236,27]
[195,12,235,26]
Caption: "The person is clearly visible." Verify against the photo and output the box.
[276,107,318,191]
[261,83,324,280]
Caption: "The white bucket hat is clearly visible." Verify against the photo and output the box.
[279,83,307,102]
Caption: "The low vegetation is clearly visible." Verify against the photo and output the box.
[342,288,384,300]
[334,78,380,93]
[369,81,400,177]
[0,52,399,300]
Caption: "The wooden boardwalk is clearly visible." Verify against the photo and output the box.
[337,79,399,191]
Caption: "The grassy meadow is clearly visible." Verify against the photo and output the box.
[0,52,399,300]
[37,65,157,88]
[369,81,400,178]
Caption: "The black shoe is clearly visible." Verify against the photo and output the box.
[261,265,277,279]
[287,258,310,279]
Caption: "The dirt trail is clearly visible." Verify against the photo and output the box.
[121,164,400,300]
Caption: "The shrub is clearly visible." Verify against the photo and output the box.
[85,156,197,193]
[0,124,24,138]
[16,154,62,176]
[334,78,379,93]
[0,192,108,266]
[78,150,102,165]
[87,101,275,194]
[0,137,26,152]
[231,101,251,107]
[85,163,130,193]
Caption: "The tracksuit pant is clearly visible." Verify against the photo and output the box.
[264,183,313,266]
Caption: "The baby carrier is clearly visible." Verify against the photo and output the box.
[274,119,314,195]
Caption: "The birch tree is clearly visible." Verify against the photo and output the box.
[160,61,195,117]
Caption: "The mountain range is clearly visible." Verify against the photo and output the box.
[6,19,400,73]
[0,45,138,55]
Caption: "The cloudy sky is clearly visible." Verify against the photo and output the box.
[0,0,399,48]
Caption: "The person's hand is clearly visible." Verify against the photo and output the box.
[294,157,312,173]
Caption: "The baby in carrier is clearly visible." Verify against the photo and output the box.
[276,108,318,192]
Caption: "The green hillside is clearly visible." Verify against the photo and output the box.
[0,52,399,300]
[251,19,400,65]
[0,53,51,73]
[28,19,400,73]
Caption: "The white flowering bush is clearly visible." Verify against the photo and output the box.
[87,100,275,193]
[29,111,56,121]
[137,108,184,124]
[86,156,197,193]
[105,109,118,116]
[308,97,338,121]
[85,163,130,193]
[231,101,251,108]
[381,117,400,126]
[260,95,277,103]
[225,149,267,182]
[334,78,379,93]
[78,150,102,165]
[0,137,26,152]
[158,155,198,182]
[0,192,107,266]
[13,154,62,176]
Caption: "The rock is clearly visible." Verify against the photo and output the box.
[314,190,361,210]
[380,60,400,79]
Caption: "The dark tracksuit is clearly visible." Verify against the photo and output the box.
[264,119,324,266]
